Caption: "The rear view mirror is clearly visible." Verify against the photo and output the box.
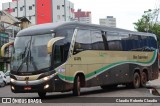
[47,37,64,54]
[1,42,14,57]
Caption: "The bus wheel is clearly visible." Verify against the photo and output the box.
[133,72,140,88]
[73,76,81,96]
[38,92,46,98]
[141,72,147,87]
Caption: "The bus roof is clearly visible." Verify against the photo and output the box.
[17,22,156,39]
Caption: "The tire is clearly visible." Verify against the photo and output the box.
[38,92,46,99]
[1,81,5,87]
[73,76,81,96]
[141,72,147,87]
[132,72,141,88]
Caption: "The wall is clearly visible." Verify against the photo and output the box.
[52,0,65,23]
[36,0,52,24]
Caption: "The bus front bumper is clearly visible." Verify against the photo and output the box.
[10,78,54,93]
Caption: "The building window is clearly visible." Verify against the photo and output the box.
[13,8,15,12]
[29,6,32,10]
[20,7,23,11]
[29,16,32,20]
[57,15,60,20]
[57,5,60,10]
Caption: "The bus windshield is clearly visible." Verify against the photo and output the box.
[11,34,53,73]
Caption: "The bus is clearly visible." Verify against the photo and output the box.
[1,22,159,98]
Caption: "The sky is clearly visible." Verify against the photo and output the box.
[0,0,159,31]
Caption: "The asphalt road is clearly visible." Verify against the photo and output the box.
[0,84,159,105]
[0,85,155,98]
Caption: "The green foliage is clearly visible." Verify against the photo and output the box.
[134,9,160,45]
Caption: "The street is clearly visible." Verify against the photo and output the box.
[0,85,156,98]
[0,81,160,106]
[0,75,160,105]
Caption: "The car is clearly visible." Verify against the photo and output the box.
[0,76,5,87]
[0,71,8,85]
[5,71,10,84]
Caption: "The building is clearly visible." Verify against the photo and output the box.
[0,32,9,72]
[74,9,92,24]
[0,10,33,72]
[2,0,74,25]
[99,16,116,27]
[0,11,21,40]
[0,10,32,40]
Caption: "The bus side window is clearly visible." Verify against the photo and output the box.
[91,30,105,50]
[106,32,122,51]
[73,29,92,55]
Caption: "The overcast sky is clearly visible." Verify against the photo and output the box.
[0,0,159,31]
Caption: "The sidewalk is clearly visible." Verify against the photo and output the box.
[145,73,160,96]
[146,73,160,88]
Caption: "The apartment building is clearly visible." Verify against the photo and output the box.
[74,9,92,24]
[2,0,75,25]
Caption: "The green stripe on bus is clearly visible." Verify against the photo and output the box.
[86,51,156,78]
[58,50,157,82]
[58,73,74,81]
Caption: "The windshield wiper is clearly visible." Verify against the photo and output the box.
[17,39,32,73]
[16,38,38,73]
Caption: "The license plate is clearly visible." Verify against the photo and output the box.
[24,87,32,90]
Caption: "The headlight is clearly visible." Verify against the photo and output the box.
[43,76,50,81]
[11,78,15,82]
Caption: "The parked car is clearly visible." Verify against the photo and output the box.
[5,71,10,84]
[0,71,9,85]
[0,76,5,87]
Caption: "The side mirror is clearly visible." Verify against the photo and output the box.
[1,42,14,57]
[47,37,64,54]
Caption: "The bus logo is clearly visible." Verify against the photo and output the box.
[25,77,29,85]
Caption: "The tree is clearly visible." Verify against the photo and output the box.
[134,9,160,45]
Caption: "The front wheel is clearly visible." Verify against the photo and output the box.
[73,76,81,96]
[38,92,46,98]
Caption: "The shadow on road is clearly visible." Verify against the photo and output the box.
[32,85,134,101]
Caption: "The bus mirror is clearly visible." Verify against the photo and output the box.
[1,42,14,57]
[47,37,64,54]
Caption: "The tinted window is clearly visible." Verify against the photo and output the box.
[107,32,122,51]
[53,39,70,67]
[130,35,140,50]
[56,28,74,43]
[53,29,74,67]
[73,29,92,54]
[140,36,157,51]
[5,72,10,76]
[91,30,105,50]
